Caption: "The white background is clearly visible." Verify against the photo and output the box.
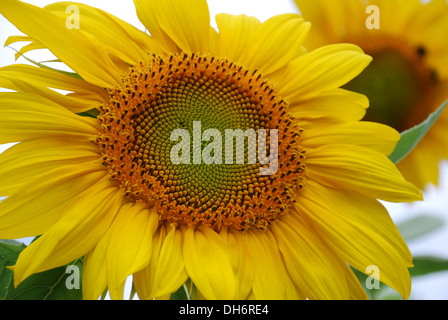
[0,0,447,299]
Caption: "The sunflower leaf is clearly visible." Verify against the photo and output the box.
[170,279,197,300]
[170,284,190,300]
[389,99,447,164]
[2,257,84,300]
[77,108,100,119]
[350,267,402,300]
[397,215,445,242]
[0,239,26,300]
[409,256,448,277]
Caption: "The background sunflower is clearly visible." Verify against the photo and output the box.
[292,0,448,299]
[0,0,447,300]
[295,0,448,192]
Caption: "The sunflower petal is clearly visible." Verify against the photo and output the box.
[289,88,368,123]
[294,180,414,299]
[183,226,237,299]
[244,14,309,75]
[106,202,158,300]
[295,0,371,49]
[13,41,47,61]
[306,144,423,202]
[244,229,296,299]
[303,121,400,155]
[272,214,367,299]
[82,228,112,300]
[133,225,167,300]
[0,92,99,144]
[278,44,372,103]
[134,0,212,53]
[0,0,122,87]
[133,0,178,53]
[134,224,188,299]
[0,164,105,239]
[0,64,107,113]
[13,177,122,286]
[219,228,255,300]
[216,13,309,76]
[215,14,261,66]
[0,137,100,195]
[45,2,157,64]
[149,225,188,298]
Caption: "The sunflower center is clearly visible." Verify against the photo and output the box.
[96,53,305,232]
[343,35,438,132]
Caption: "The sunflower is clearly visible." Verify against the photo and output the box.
[295,0,448,190]
[0,0,422,300]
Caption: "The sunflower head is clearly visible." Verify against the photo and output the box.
[95,52,306,232]
[0,0,422,301]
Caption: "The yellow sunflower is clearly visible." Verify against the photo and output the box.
[0,0,422,300]
[295,0,448,190]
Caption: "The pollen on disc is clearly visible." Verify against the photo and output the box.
[95,53,306,232]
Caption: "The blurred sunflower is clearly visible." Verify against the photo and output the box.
[0,0,422,300]
[295,0,448,190]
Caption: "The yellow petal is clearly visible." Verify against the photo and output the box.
[295,0,369,49]
[0,64,107,113]
[133,225,167,300]
[133,0,179,54]
[0,0,122,87]
[215,14,261,66]
[303,121,400,156]
[0,92,99,144]
[244,229,297,299]
[14,41,46,61]
[4,35,32,47]
[83,227,112,300]
[107,202,158,300]
[219,228,254,300]
[289,88,368,123]
[397,134,443,190]
[134,224,188,299]
[4,34,46,61]
[217,13,309,76]
[294,180,414,299]
[148,225,188,298]
[0,164,105,239]
[13,177,122,286]
[247,14,309,75]
[278,44,372,103]
[0,137,100,195]
[272,214,367,299]
[134,0,212,53]
[45,2,156,65]
[306,144,423,202]
[183,226,237,299]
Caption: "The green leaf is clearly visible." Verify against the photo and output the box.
[0,239,84,300]
[0,239,25,246]
[410,256,448,277]
[170,284,189,300]
[397,215,445,242]
[77,108,100,119]
[350,267,402,300]
[170,279,197,300]
[129,283,137,300]
[3,258,84,300]
[0,240,26,300]
[389,100,447,164]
